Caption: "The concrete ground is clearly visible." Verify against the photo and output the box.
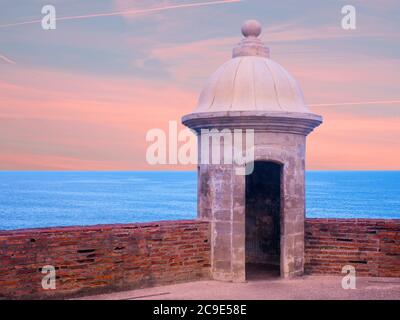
[77,276,400,300]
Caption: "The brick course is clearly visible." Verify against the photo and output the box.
[0,220,210,299]
[305,218,400,277]
[0,218,399,299]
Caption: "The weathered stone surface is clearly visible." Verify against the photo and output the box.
[182,20,322,282]
[190,128,316,281]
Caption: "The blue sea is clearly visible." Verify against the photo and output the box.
[0,171,399,230]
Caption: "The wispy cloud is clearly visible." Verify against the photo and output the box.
[310,100,400,107]
[0,53,16,64]
[0,0,241,28]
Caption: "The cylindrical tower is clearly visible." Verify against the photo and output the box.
[182,20,322,281]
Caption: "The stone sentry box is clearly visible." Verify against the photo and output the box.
[182,20,322,281]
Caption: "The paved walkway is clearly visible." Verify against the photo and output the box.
[77,276,400,300]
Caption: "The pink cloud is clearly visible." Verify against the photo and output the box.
[307,110,400,170]
[0,65,196,170]
[1,13,399,170]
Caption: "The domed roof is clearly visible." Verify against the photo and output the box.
[182,20,322,135]
[195,56,308,113]
[192,20,310,114]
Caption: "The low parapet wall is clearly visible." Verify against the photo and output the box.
[0,220,211,299]
[1,218,399,299]
[305,218,400,277]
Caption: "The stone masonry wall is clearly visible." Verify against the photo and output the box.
[0,220,210,299]
[197,131,307,281]
[305,219,400,277]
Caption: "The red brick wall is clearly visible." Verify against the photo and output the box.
[1,218,399,299]
[0,220,211,299]
[305,219,400,277]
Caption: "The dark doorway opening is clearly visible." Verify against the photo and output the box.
[245,161,281,280]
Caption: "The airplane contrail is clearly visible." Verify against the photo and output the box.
[310,100,400,107]
[0,0,241,28]
[0,53,16,64]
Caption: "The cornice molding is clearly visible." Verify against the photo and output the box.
[182,111,323,136]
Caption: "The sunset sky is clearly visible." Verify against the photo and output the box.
[0,0,399,170]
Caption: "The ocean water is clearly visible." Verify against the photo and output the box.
[0,171,399,230]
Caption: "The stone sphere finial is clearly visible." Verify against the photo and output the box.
[241,19,262,38]
[233,19,269,58]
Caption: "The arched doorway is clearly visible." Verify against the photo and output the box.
[245,161,282,279]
